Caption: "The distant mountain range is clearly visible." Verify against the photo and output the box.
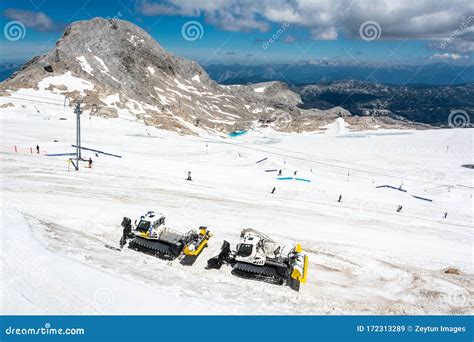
[295,80,474,126]
[203,63,474,126]
[204,62,474,86]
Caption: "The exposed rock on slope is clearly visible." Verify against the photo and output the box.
[0,17,423,134]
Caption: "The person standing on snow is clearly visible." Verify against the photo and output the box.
[36,145,40,154]
[88,158,93,168]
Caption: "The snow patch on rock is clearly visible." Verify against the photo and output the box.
[38,72,94,94]
[323,117,350,135]
[102,93,120,107]
[94,56,109,73]
[76,56,94,75]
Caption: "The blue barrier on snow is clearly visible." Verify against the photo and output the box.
[256,157,268,164]
[376,185,407,192]
[412,195,433,202]
[228,130,248,137]
[276,177,311,182]
[47,152,76,157]
[71,145,122,158]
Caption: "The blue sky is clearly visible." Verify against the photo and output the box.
[0,0,472,65]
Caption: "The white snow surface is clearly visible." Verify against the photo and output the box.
[0,98,472,315]
[94,56,110,73]
[147,66,155,75]
[101,94,120,107]
[37,72,94,94]
[76,56,94,75]
[324,117,350,135]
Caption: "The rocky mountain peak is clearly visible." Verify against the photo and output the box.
[0,17,423,134]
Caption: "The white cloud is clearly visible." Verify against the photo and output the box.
[311,27,338,40]
[430,53,468,60]
[2,9,62,32]
[136,0,474,53]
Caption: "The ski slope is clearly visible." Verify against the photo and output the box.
[0,99,472,315]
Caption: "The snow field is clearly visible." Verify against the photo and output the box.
[0,97,472,314]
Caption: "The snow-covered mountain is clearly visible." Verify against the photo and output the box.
[0,17,423,134]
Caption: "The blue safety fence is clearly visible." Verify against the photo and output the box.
[276,177,311,182]
[412,195,433,202]
[376,185,407,192]
[46,152,76,157]
[71,145,122,158]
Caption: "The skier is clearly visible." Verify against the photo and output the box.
[338,194,342,202]
[444,212,448,219]
[186,171,192,181]
[278,169,282,176]
[397,205,403,212]
[271,187,276,194]
[88,157,93,168]
[36,145,40,154]
[294,170,297,176]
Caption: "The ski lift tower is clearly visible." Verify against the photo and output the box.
[73,100,82,170]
